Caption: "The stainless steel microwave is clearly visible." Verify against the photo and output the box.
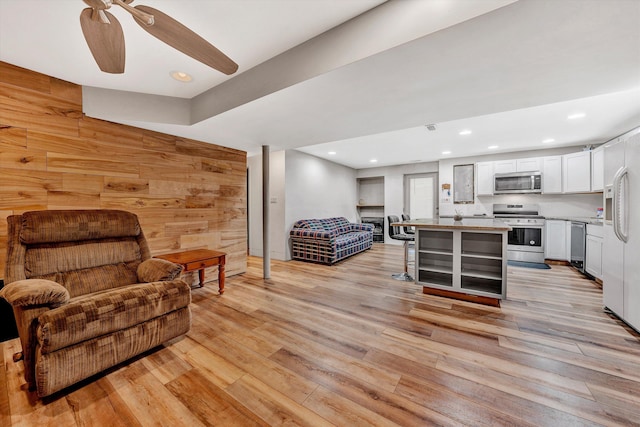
[494,171,542,194]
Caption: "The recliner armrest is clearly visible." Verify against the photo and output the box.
[137,258,183,283]
[0,279,70,307]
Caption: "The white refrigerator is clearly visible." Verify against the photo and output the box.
[603,126,640,332]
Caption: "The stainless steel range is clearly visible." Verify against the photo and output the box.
[493,204,545,263]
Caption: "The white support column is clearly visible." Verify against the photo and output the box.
[262,145,271,279]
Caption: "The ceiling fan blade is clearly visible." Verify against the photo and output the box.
[132,5,238,75]
[80,8,125,73]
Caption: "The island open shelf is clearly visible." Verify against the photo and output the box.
[396,218,510,305]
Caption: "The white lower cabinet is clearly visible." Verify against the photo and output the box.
[585,224,603,279]
[545,220,570,261]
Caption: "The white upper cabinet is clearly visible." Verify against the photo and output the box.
[474,149,599,196]
[493,160,516,174]
[591,145,604,192]
[563,151,592,193]
[516,157,542,172]
[542,156,563,194]
[476,161,494,196]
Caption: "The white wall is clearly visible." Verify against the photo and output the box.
[438,145,603,218]
[358,162,439,244]
[284,150,358,259]
[248,149,358,260]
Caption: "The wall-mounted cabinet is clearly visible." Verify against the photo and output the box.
[476,161,494,196]
[542,156,563,194]
[563,151,592,193]
[493,160,516,174]
[516,157,542,172]
[475,149,602,196]
[591,145,604,192]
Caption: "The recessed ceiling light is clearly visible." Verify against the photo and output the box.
[370,159,378,163]
[459,130,472,135]
[170,71,193,82]
[328,151,336,155]
[542,138,555,143]
[442,151,451,155]
[567,113,586,120]
[488,145,499,149]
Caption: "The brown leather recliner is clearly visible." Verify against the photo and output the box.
[0,209,191,397]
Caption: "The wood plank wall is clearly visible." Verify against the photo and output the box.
[0,61,247,282]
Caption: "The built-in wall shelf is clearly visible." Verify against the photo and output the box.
[357,177,384,210]
[357,178,385,243]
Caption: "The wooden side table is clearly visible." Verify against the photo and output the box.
[155,249,226,294]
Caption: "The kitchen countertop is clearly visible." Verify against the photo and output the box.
[392,218,511,231]
[545,216,604,225]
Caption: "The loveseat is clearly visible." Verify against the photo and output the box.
[0,209,191,397]
[290,217,373,264]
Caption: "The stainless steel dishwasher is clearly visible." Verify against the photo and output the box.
[570,221,586,273]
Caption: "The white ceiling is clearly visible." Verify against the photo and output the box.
[1,0,639,169]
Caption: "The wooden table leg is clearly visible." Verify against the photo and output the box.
[198,269,205,288]
[218,255,226,294]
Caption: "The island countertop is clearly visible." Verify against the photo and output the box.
[392,218,511,231]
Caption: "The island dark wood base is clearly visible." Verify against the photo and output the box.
[422,287,501,307]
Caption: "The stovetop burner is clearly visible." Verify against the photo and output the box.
[494,214,544,218]
[493,203,542,217]
[493,204,545,224]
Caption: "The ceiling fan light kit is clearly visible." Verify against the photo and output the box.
[80,0,238,75]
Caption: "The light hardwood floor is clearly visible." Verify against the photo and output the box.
[2,244,640,426]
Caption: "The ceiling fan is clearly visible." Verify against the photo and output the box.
[80,0,238,75]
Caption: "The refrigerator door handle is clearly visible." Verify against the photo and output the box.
[613,166,628,243]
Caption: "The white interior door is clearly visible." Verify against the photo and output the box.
[404,173,438,219]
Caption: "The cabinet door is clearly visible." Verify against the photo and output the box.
[591,147,604,192]
[542,156,563,194]
[476,162,494,196]
[545,220,567,260]
[585,234,603,279]
[563,151,592,193]
[516,157,542,172]
[493,160,516,174]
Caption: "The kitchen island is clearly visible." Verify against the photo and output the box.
[395,218,511,306]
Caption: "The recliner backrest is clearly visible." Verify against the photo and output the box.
[6,210,151,298]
